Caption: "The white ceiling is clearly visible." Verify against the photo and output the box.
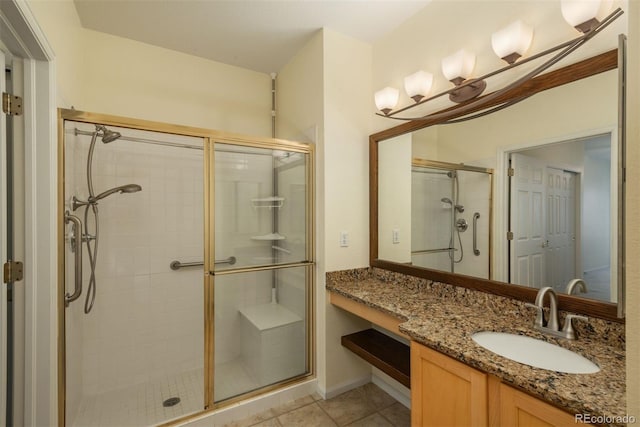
[73,0,432,74]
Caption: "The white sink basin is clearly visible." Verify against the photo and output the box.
[471,331,600,374]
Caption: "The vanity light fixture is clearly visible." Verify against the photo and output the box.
[374,3,622,122]
[441,50,487,103]
[374,87,400,115]
[561,0,613,33]
[441,49,476,85]
[491,20,534,64]
[404,70,434,103]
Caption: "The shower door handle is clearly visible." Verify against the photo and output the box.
[65,212,83,306]
[473,212,481,256]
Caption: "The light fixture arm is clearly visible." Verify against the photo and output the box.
[377,7,622,122]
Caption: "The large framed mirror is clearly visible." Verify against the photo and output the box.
[370,42,626,321]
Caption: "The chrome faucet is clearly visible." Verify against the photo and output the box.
[526,287,587,340]
[566,279,588,295]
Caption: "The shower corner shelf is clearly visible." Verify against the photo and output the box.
[251,196,285,209]
[251,232,286,241]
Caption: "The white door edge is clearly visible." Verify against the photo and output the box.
[1,47,9,427]
[1,1,57,425]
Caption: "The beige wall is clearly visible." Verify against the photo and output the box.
[378,134,412,262]
[323,30,372,272]
[27,0,271,136]
[626,0,639,419]
[26,0,87,107]
[278,31,333,394]
[278,28,374,396]
[434,70,617,166]
[321,28,374,394]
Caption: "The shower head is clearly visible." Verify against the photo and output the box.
[89,184,142,203]
[95,124,121,143]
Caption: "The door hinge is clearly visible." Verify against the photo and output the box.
[3,260,24,283]
[2,92,23,116]
[507,167,515,177]
[507,231,514,240]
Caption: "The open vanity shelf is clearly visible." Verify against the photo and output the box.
[341,329,410,388]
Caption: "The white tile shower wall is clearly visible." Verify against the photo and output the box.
[214,150,275,270]
[68,123,205,397]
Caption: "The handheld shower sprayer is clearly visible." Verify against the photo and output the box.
[69,124,141,314]
[89,184,142,203]
[441,197,465,213]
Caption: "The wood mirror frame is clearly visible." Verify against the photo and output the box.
[369,49,623,322]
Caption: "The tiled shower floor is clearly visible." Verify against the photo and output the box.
[71,368,204,426]
[70,359,260,427]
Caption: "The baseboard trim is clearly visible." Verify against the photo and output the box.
[320,375,371,400]
[372,369,411,409]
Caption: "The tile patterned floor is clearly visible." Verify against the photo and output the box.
[223,383,411,427]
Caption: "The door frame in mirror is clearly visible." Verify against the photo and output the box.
[369,49,623,322]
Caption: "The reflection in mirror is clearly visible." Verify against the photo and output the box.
[411,162,492,279]
[508,134,614,301]
[377,68,618,304]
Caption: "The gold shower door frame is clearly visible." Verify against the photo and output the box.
[57,109,315,426]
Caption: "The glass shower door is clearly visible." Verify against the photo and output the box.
[411,165,454,270]
[62,120,206,426]
[211,142,312,403]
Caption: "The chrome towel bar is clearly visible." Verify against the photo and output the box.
[170,256,237,270]
[473,212,481,256]
[411,248,456,255]
[65,211,83,306]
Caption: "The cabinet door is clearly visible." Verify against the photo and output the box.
[499,383,582,426]
[411,342,487,427]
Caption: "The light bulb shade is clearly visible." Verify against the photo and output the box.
[374,87,400,114]
[441,49,476,84]
[561,0,612,32]
[491,20,534,64]
[404,71,433,103]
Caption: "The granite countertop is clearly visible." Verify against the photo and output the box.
[326,271,626,426]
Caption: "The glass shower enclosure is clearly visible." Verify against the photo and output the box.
[411,160,492,278]
[59,110,314,426]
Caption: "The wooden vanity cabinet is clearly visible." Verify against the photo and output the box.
[498,383,581,426]
[411,342,488,426]
[411,341,584,427]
